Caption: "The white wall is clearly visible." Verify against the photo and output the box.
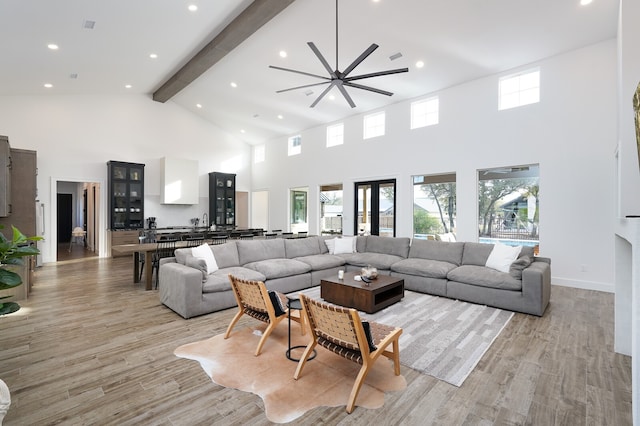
[253,40,618,292]
[0,94,251,263]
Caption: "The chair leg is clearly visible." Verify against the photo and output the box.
[224,310,244,339]
[255,316,283,356]
[346,364,373,414]
[293,340,318,380]
[392,338,401,375]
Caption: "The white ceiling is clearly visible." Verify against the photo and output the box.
[0,0,619,145]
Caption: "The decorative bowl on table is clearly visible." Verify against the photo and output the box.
[361,265,378,280]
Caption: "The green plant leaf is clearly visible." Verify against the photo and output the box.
[0,301,20,315]
[0,268,22,288]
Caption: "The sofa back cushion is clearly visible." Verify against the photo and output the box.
[462,243,535,267]
[285,236,322,258]
[237,238,286,265]
[211,240,240,269]
[365,235,410,258]
[409,239,464,266]
[461,242,494,266]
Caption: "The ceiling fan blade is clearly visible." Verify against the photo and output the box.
[307,42,336,77]
[310,81,337,108]
[344,81,393,97]
[269,65,330,81]
[345,67,409,82]
[341,43,378,77]
[276,81,331,94]
[336,82,356,108]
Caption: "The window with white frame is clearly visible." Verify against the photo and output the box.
[288,135,302,156]
[363,111,385,139]
[254,144,265,163]
[499,69,540,110]
[411,96,439,129]
[326,123,344,147]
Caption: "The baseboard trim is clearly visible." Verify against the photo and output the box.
[552,277,614,293]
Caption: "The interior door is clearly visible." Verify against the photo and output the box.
[57,193,72,243]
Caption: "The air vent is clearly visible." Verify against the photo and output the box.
[83,20,96,29]
[69,73,78,79]
[389,52,403,61]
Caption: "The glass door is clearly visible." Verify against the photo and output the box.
[354,179,396,236]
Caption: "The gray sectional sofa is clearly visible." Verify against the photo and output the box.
[158,235,550,319]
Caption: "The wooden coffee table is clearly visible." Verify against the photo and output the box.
[321,272,404,314]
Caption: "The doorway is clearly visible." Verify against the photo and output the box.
[55,181,101,262]
[354,179,396,237]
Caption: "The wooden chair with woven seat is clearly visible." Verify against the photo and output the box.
[224,274,303,356]
[294,293,402,414]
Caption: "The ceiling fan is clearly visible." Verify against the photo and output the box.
[269,0,408,108]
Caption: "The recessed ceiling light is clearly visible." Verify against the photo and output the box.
[415,60,425,68]
[230,82,238,88]
[196,103,202,108]
[149,53,158,59]
[279,50,287,58]
[47,44,59,50]
[188,4,198,12]
[125,84,132,89]
[580,0,592,5]
[44,83,53,88]
[277,114,284,119]
[328,95,335,101]
[240,129,246,134]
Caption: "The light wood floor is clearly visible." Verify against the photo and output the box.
[0,257,632,425]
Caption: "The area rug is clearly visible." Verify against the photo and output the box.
[299,287,514,387]
[174,325,406,423]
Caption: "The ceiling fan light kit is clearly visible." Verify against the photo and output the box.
[270,0,408,108]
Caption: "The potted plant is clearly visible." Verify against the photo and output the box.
[0,225,42,315]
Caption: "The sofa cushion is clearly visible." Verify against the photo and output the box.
[324,236,357,254]
[447,265,522,291]
[243,258,311,280]
[365,235,410,258]
[237,239,286,265]
[202,266,266,293]
[174,248,193,265]
[461,242,494,266]
[339,252,404,270]
[211,241,241,269]
[390,258,457,279]
[285,236,322,258]
[409,239,464,266]
[295,254,346,270]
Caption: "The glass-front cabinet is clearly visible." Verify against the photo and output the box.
[208,172,235,228]
[108,161,145,230]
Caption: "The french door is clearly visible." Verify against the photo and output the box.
[354,179,396,237]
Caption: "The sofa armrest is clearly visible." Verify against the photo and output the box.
[521,260,551,316]
[159,262,203,319]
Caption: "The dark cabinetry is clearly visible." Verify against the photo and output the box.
[108,161,144,230]
[0,148,37,239]
[208,172,235,228]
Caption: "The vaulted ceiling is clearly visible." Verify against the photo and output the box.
[0,0,619,144]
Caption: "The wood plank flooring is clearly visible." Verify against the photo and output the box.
[0,257,632,425]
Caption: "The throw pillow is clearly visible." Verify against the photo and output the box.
[509,254,533,280]
[191,243,218,274]
[324,238,337,254]
[361,321,377,352]
[485,242,522,273]
[334,237,355,254]
[268,290,287,316]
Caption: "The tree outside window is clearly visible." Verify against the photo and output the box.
[412,174,456,239]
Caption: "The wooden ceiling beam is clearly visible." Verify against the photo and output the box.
[153,0,295,103]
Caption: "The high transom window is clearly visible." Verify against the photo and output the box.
[326,123,344,147]
[288,135,302,156]
[411,96,439,129]
[499,69,540,110]
[363,111,385,139]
